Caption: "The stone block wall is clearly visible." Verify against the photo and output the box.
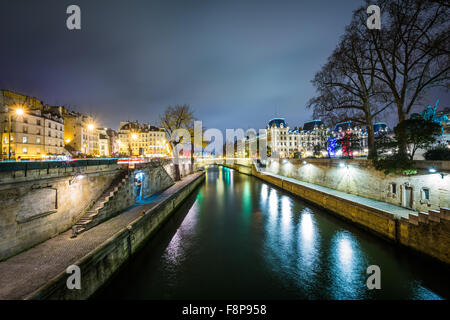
[264,158,450,212]
[85,164,175,230]
[399,208,450,264]
[0,161,177,261]
[0,164,124,260]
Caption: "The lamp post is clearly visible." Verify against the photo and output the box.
[7,107,25,160]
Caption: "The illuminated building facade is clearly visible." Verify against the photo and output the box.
[118,121,168,157]
[63,110,98,156]
[0,90,66,159]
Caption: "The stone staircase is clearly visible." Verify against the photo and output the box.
[71,171,129,237]
[402,207,450,225]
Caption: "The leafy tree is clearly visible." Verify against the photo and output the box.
[313,144,322,157]
[373,118,442,174]
[394,118,442,160]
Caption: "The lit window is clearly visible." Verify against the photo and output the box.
[23,136,28,144]
[36,138,41,144]
[37,148,40,154]
[22,147,27,154]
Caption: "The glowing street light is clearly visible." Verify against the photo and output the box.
[15,108,24,116]
[87,123,95,131]
[131,133,138,140]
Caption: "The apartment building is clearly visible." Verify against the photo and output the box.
[0,90,65,159]
[118,121,168,157]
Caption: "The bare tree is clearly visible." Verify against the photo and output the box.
[360,0,449,151]
[307,25,391,159]
[159,104,195,181]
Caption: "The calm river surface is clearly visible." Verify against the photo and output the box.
[97,166,449,300]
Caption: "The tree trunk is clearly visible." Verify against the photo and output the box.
[397,105,408,156]
[190,143,194,174]
[173,163,181,181]
[366,124,376,159]
[171,142,181,181]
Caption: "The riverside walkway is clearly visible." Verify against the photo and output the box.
[260,170,417,219]
[0,172,202,300]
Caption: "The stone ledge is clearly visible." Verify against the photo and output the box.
[16,210,57,224]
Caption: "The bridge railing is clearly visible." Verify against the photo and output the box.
[0,159,119,172]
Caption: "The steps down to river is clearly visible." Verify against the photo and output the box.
[72,171,129,237]
[404,208,450,225]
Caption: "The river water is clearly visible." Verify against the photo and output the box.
[96,166,449,300]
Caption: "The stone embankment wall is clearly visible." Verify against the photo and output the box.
[27,172,205,300]
[265,158,450,213]
[0,163,124,260]
[222,160,450,265]
[0,161,177,261]
[87,164,175,230]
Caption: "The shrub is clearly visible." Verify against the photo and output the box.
[373,153,417,176]
[424,144,450,161]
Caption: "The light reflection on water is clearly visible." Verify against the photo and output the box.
[163,199,200,266]
[97,166,448,300]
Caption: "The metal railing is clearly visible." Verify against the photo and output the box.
[0,158,119,172]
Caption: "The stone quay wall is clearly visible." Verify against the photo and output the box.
[265,158,450,213]
[222,160,450,265]
[26,172,205,300]
[81,163,175,232]
[0,163,125,260]
[0,160,178,261]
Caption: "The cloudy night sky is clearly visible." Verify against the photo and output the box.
[1,0,448,132]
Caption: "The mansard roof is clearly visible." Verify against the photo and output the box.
[303,120,323,132]
[268,118,287,128]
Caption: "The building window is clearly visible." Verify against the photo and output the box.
[37,120,41,126]
[23,136,28,144]
[23,126,28,133]
[421,188,430,201]
[22,147,27,154]
[36,138,41,144]
[390,183,397,195]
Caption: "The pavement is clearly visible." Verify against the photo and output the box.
[0,172,202,300]
[260,170,417,219]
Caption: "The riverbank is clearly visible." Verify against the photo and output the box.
[222,162,450,265]
[0,172,204,300]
